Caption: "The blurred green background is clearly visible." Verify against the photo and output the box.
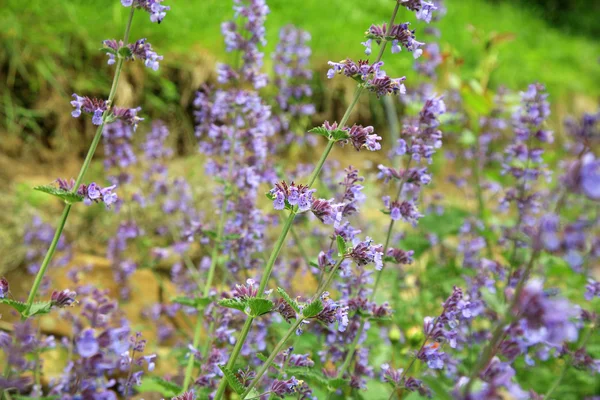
[1,0,599,160]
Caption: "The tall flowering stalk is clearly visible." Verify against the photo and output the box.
[211,1,435,399]
[22,3,170,317]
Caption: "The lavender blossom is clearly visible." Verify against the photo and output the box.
[121,0,170,23]
[363,23,424,58]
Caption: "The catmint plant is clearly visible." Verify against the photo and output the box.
[11,0,169,320]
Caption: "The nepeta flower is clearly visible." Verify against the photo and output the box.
[0,277,8,298]
[271,377,300,397]
[218,0,269,88]
[321,121,382,151]
[172,391,196,400]
[349,238,384,270]
[103,38,163,70]
[121,0,170,23]
[70,94,107,125]
[387,248,414,264]
[51,289,77,308]
[233,279,259,299]
[76,329,99,358]
[326,59,406,97]
[55,179,118,208]
[401,0,438,23]
[585,279,600,300]
[269,181,315,212]
[111,106,144,131]
[364,23,424,58]
[315,293,350,332]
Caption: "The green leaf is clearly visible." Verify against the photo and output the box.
[27,300,53,317]
[135,377,182,397]
[266,191,276,201]
[286,367,329,387]
[330,129,350,141]
[302,299,324,318]
[328,378,347,389]
[99,47,117,55]
[117,46,133,58]
[171,296,212,309]
[276,287,300,314]
[336,235,347,257]
[14,396,59,400]
[245,298,274,317]
[308,126,330,138]
[218,298,247,312]
[34,185,84,205]
[256,353,268,362]
[219,364,246,395]
[243,388,262,399]
[421,377,454,400]
[0,299,52,318]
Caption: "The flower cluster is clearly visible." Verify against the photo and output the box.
[56,178,118,208]
[121,0,170,23]
[103,38,163,70]
[327,59,406,97]
[401,0,438,23]
[363,23,424,58]
[321,121,382,151]
[218,0,270,88]
[71,94,143,129]
[269,181,315,211]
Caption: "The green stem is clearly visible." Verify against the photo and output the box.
[213,316,255,400]
[463,250,539,395]
[242,258,344,397]
[24,7,136,316]
[241,318,304,398]
[182,319,203,392]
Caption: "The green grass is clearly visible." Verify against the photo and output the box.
[2,0,599,101]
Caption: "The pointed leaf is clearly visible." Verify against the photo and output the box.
[34,185,84,204]
[27,301,53,317]
[219,364,246,395]
[327,378,347,389]
[308,126,330,138]
[302,298,324,318]
[117,46,133,58]
[245,298,274,317]
[276,287,300,313]
[336,235,347,257]
[135,377,182,397]
[171,296,212,309]
[330,129,350,141]
[218,298,247,312]
[285,367,329,387]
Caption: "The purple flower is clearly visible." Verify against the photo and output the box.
[103,38,163,70]
[123,0,170,23]
[269,181,315,212]
[51,289,77,308]
[0,277,9,298]
[364,23,424,58]
[76,329,99,358]
[401,0,438,23]
[70,94,107,125]
[580,153,600,200]
[584,279,600,301]
[349,238,384,270]
[326,59,406,97]
[271,377,299,397]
